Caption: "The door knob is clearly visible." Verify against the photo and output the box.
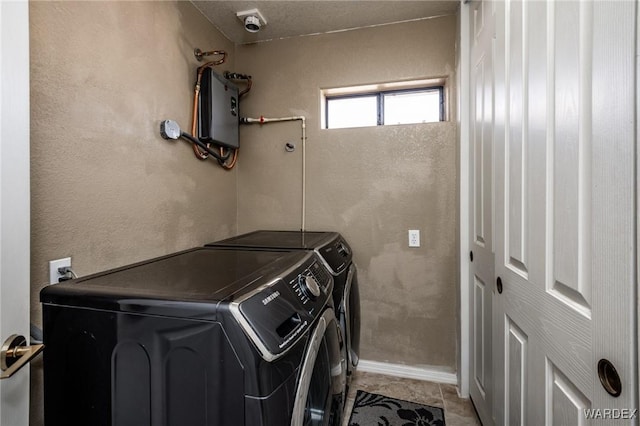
[0,334,44,380]
[496,277,503,294]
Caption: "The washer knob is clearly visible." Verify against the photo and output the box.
[300,274,321,299]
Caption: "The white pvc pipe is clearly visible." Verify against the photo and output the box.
[242,116,307,231]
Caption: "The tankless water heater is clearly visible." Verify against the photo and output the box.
[198,69,239,149]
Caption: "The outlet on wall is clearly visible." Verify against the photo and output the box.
[49,257,71,284]
[408,230,420,247]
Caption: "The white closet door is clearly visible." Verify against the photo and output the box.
[468,0,497,424]
[0,1,31,424]
[493,1,637,424]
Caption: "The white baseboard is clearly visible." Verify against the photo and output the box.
[356,360,458,385]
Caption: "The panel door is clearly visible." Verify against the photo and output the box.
[493,1,637,425]
[0,1,32,424]
[468,0,496,424]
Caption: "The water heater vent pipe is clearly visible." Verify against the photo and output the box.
[240,116,307,231]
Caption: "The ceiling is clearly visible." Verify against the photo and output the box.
[190,1,460,44]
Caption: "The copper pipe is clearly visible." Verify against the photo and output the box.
[219,147,239,170]
[194,49,227,64]
[224,72,252,98]
[239,78,252,98]
[191,76,208,160]
[235,77,252,98]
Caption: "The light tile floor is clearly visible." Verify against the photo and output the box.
[342,371,482,426]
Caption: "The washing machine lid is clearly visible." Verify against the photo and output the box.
[40,247,305,319]
[209,230,352,275]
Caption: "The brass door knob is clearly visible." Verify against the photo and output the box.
[0,334,44,380]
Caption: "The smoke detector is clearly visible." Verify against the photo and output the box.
[236,9,267,33]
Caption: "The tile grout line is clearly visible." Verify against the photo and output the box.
[438,383,449,413]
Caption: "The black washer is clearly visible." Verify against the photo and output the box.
[40,247,344,426]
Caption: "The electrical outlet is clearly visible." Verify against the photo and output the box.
[49,257,71,284]
[408,230,420,247]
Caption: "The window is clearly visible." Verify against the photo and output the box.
[323,80,446,129]
[326,95,378,129]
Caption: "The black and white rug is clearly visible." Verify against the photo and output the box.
[348,390,446,426]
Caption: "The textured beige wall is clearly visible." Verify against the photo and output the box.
[29,2,236,423]
[235,16,458,369]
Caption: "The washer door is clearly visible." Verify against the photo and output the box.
[290,309,345,426]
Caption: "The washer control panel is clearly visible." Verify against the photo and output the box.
[234,253,334,361]
[291,260,331,303]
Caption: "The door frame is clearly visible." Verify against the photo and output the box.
[458,0,471,399]
[636,0,640,408]
[0,0,31,424]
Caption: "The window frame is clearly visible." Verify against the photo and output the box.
[324,85,445,129]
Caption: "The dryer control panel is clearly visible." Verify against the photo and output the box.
[317,235,352,275]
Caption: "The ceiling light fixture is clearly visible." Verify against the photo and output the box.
[236,9,267,33]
